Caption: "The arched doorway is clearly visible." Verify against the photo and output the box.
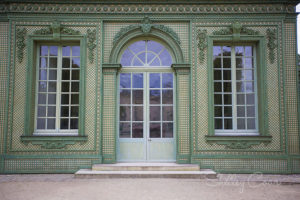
[117,40,176,162]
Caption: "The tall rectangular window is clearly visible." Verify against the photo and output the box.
[35,45,80,134]
[213,45,257,134]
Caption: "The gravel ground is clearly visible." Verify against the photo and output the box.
[0,174,300,200]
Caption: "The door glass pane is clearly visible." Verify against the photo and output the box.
[120,89,131,104]
[162,123,173,138]
[150,123,161,138]
[150,73,160,88]
[162,106,173,121]
[120,106,131,121]
[132,73,143,88]
[132,90,143,104]
[120,73,131,88]
[120,122,130,138]
[150,106,160,121]
[132,123,143,138]
[162,90,173,104]
[132,106,143,121]
[150,90,160,104]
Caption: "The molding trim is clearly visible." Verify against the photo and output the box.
[113,17,180,46]
[1,3,296,14]
[87,29,96,64]
[266,28,277,64]
[20,136,88,149]
[16,28,26,63]
[197,29,207,64]
[33,20,80,40]
[205,135,272,149]
[212,22,260,41]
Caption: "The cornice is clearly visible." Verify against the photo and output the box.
[0,3,296,14]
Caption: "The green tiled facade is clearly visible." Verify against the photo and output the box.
[0,0,299,173]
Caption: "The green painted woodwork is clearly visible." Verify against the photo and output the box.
[205,28,271,149]
[0,0,298,174]
[22,26,88,149]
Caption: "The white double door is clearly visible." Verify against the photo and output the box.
[117,71,176,162]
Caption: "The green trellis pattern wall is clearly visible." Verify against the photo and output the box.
[193,22,283,153]
[0,1,299,173]
[0,22,9,158]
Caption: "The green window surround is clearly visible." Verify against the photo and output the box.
[21,34,87,149]
[205,34,272,149]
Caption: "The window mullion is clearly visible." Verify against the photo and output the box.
[231,47,237,131]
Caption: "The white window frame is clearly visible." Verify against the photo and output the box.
[33,44,80,136]
[214,45,259,136]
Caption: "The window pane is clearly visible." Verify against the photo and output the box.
[47,106,56,117]
[214,94,222,105]
[223,46,231,56]
[237,94,245,105]
[49,58,57,68]
[120,106,130,121]
[223,82,231,92]
[245,58,253,68]
[71,94,79,104]
[72,70,80,80]
[214,70,221,80]
[214,82,222,92]
[245,46,252,57]
[150,90,160,104]
[237,118,245,129]
[224,118,232,129]
[37,118,45,129]
[120,49,134,66]
[132,106,143,121]
[150,106,160,121]
[213,57,221,68]
[72,46,80,56]
[61,106,69,117]
[49,46,58,56]
[235,46,243,56]
[60,119,69,129]
[120,89,131,104]
[62,70,70,80]
[119,123,130,138]
[61,82,69,92]
[150,73,160,88]
[120,73,131,88]
[70,119,78,129]
[62,46,70,56]
[72,58,80,68]
[162,73,173,88]
[150,123,161,138]
[162,123,173,138]
[49,70,57,80]
[247,106,255,117]
[213,46,222,56]
[47,119,55,129]
[132,90,143,104]
[71,82,79,92]
[162,106,173,121]
[223,58,231,68]
[40,46,48,56]
[237,106,245,117]
[215,119,222,129]
[62,58,70,68]
[214,106,222,117]
[132,73,143,88]
[246,94,255,105]
[38,94,46,104]
[224,94,232,105]
[162,90,173,104]
[37,106,46,117]
[71,106,79,117]
[38,82,47,92]
[223,70,231,80]
[160,49,172,66]
[247,118,256,129]
[61,94,69,104]
[40,58,47,69]
[48,94,56,104]
[132,123,143,138]
[224,106,232,117]
[236,58,243,68]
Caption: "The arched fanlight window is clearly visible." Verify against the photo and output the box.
[120,40,173,67]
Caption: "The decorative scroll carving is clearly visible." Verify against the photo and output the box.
[197,29,207,64]
[267,28,277,64]
[33,20,80,40]
[113,16,181,46]
[16,28,27,63]
[213,22,259,41]
[87,29,97,64]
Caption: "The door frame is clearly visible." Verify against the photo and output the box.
[116,68,176,162]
